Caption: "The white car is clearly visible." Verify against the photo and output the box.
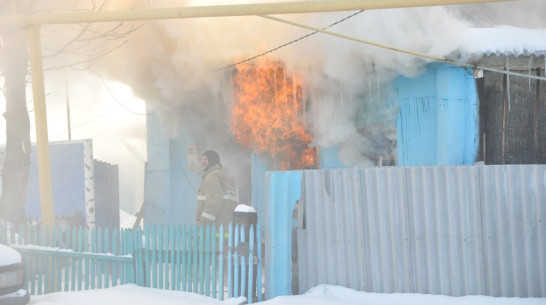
[0,244,30,305]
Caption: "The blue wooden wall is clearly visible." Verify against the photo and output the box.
[144,114,200,225]
[396,64,478,166]
[21,141,119,229]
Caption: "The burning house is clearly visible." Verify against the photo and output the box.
[134,2,545,299]
[142,53,546,221]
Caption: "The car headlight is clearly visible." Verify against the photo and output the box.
[0,268,24,290]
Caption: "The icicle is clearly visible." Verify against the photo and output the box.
[506,56,511,112]
[368,77,372,98]
[375,74,381,102]
[528,56,533,91]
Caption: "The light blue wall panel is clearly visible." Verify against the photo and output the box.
[251,153,271,229]
[264,170,302,299]
[144,113,200,225]
[169,133,200,225]
[144,113,172,225]
[397,96,437,165]
[396,64,478,166]
[26,142,86,224]
[319,146,346,169]
[464,71,479,164]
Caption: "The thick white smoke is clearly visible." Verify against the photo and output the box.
[91,0,546,168]
[4,0,545,211]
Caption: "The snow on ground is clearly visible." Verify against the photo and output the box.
[29,284,546,305]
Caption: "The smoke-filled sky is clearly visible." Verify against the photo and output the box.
[1,0,546,212]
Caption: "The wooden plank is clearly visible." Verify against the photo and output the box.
[44,226,51,293]
[218,224,224,300]
[257,224,262,302]
[22,224,31,294]
[240,225,246,297]
[157,225,163,289]
[134,228,144,286]
[248,225,255,303]
[211,224,217,299]
[28,224,36,294]
[175,225,181,291]
[104,228,111,288]
[84,227,90,291]
[37,225,44,294]
[170,225,176,290]
[227,223,233,298]
[234,224,239,297]
[199,225,204,294]
[120,229,127,284]
[163,225,168,289]
[70,226,78,291]
[97,227,103,289]
[204,225,211,296]
[64,226,71,292]
[144,226,150,287]
[54,225,62,292]
[192,226,198,292]
[90,228,96,289]
[112,229,118,287]
[77,227,85,291]
[181,225,187,291]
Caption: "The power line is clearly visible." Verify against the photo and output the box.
[213,10,365,72]
[99,74,147,115]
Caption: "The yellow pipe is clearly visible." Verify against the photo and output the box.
[261,15,450,62]
[27,26,55,227]
[1,0,516,26]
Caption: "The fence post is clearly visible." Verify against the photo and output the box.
[192,225,198,292]
[227,223,233,298]
[248,225,255,303]
[257,224,262,302]
[181,225,187,291]
[204,225,211,296]
[97,227,103,289]
[218,224,224,300]
[234,224,239,297]
[240,224,246,297]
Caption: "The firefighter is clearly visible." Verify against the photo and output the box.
[196,150,238,227]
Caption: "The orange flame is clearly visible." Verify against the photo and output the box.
[230,60,316,170]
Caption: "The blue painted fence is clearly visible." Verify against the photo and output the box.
[0,222,262,303]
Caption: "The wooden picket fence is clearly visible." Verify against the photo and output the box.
[0,221,262,303]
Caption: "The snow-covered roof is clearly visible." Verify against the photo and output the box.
[455,27,546,57]
[442,27,546,68]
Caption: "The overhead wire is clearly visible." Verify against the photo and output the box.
[99,74,147,115]
[214,10,366,72]
[50,75,146,138]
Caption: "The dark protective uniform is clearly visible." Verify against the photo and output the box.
[196,164,238,227]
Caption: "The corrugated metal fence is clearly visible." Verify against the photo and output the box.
[0,222,262,302]
[296,164,545,297]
